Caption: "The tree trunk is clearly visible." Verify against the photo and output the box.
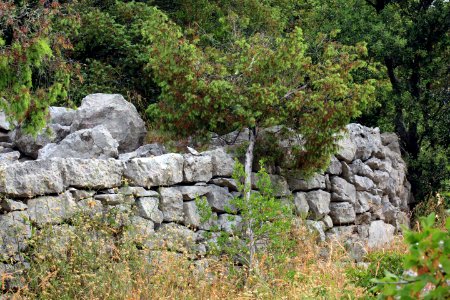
[244,127,257,273]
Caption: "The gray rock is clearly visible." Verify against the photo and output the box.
[347,123,382,161]
[322,215,333,229]
[49,106,76,126]
[183,201,201,228]
[0,151,20,163]
[0,110,11,131]
[136,197,163,224]
[159,187,184,222]
[62,158,124,189]
[202,148,235,177]
[119,143,167,160]
[130,216,155,238]
[355,192,373,213]
[206,185,235,213]
[69,189,96,201]
[0,211,31,259]
[210,178,238,191]
[293,192,309,218]
[124,154,184,188]
[330,176,356,203]
[305,190,331,219]
[173,185,210,201]
[0,159,65,197]
[11,123,70,158]
[327,225,357,240]
[346,239,367,263]
[38,125,119,159]
[94,193,133,205]
[329,202,356,225]
[71,94,146,153]
[367,220,395,249]
[287,173,326,191]
[354,175,376,192]
[305,220,326,242]
[183,154,213,182]
[326,156,342,175]
[218,214,242,233]
[28,191,77,226]
[335,133,356,162]
[77,198,103,215]
[355,212,371,225]
[1,198,27,212]
[380,133,401,155]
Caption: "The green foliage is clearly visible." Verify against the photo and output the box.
[373,213,450,299]
[143,6,377,172]
[0,0,75,134]
[298,0,450,201]
[63,0,159,112]
[346,251,404,295]
[199,160,295,270]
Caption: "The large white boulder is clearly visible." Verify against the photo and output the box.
[71,94,146,153]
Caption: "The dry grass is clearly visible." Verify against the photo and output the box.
[5,216,407,300]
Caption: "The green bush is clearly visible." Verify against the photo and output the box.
[373,213,450,299]
[346,251,404,295]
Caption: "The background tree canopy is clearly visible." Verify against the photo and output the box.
[0,0,448,206]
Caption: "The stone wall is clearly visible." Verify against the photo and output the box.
[0,94,413,285]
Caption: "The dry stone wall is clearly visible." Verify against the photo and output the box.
[0,94,413,285]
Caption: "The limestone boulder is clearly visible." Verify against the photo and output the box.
[71,94,146,153]
[38,125,119,159]
[329,202,356,225]
[0,151,20,164]
[1,199,27,212]
[62,158,124,189]
[330,176,356,203]
[11,124,70,158]
[367,220,395,249]
[304,190,331,220]
[124,154,184,188]
[0,111,11,131]
[183,154,213,182]
[159,187,184,222]
[293,192,309,217]
[0,159,65,197]
[136,197,163,224]
[118,143,166,160]
[347,123,382,161]
[335,133,357,162]
[202,148,235,177]
[205,185,235,213]
[173,185,210,201]
[326,156,342,175]
[49,106,76,126]
[28,191,77,226]
[287,173,326,191]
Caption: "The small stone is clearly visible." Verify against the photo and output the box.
[183,154,213,182]
[329,202,356,225]
[322,215,333,229]
[28,191,77,226]
[159,187,184,222]
[305,190,331,220]
[1,198,27,212]
[95,194,134,205]
[293,192,309,218]
[136,197,164,224]
[210,178,239,191]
